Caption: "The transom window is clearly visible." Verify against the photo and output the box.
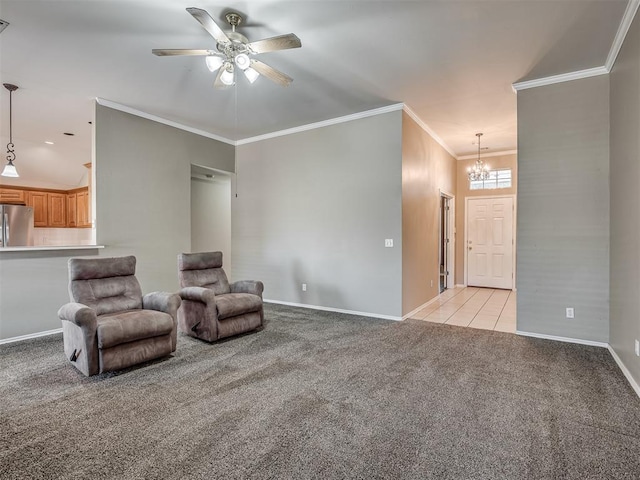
[470,168,512,190]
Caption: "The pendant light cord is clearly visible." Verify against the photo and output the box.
[6,88,15,162]
[9,89,12,143]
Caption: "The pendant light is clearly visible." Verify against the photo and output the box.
[2,83,19,178]
[467,132,489,181]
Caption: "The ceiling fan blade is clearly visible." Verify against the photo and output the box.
[248,33,301,54]
[152,49,216,56]
[250,60,293,86]
[186,7,230,45]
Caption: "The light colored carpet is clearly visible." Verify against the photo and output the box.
[1,304,639,479]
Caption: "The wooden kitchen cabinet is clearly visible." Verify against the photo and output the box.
[25,191,48,227]
[67,193,77,227]
[64,188,89,227]
[48,193,67,227]
[0,188,25,203]
[76,190,90,227]
[5,185,90,228]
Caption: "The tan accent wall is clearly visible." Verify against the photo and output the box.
[402,112,457,316]
[455,154,517,284]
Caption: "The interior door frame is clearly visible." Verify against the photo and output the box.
[439,190,455,291]
[464,194,516,290]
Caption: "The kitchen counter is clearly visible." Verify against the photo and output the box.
[0,245,107,342]
[0,245,104,252]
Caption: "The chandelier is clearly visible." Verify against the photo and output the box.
[467,133,489,181]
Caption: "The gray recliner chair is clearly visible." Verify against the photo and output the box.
[58,255,181,376]
[177,251,264,342]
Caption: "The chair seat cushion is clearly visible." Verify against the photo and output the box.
[97,309,174,349]
[216,293,262,321]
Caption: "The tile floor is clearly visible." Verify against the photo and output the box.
[411,286,517,333]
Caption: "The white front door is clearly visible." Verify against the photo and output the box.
[467,197,514,289]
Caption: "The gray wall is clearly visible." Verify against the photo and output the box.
[191,176,232,271]
[517,75,610,342]
[0,105,235,341]
[95,104,234,293]
[233,111,403,318]
[0,248,101,339]
[610,12,640,384]
[402,112,457,315]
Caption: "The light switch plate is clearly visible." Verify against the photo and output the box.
[566,307,574,319]
[385,239,393,248]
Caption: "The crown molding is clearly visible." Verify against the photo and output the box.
[456,149,518,161]
[512,0,639,92]
[512,66,609,92]
[401,105,457,159]
[236,103,404,146]
[606,0,640,71]
[95,98,459,159]
[95,100,406,148]
[95,98,236,146]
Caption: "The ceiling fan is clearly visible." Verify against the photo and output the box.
[153,7,301,88]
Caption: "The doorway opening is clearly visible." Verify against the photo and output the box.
[439,192,455,293]
[190,164,232,272]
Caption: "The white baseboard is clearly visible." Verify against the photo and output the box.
[455,284,466,288]
[515,330,608,348]
[403,296,440,320]
[515,331,640,398]
[263,299,402,321]
[0,328,63,345]
[607,345,640,399]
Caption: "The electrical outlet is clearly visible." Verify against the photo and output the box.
[385,239,393,248]
[635,339,639,357]
[430,280,433,287]
[302,283,307,292]
[565,307,574,319]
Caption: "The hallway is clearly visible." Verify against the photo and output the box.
[410,287,516,333]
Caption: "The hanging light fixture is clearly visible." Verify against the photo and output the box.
[219,63,235,86]
[2,83,19,178]
[467,132,489,181]
[205,55,224,72]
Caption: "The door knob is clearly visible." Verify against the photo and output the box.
[468,247,472,250]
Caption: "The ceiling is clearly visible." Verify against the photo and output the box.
[0,0,630,188]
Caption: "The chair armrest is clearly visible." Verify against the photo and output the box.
[230,280,264,297]
[57,302,97,329]
[58,302,99,376]
[178,286,216,304]
[144,292,182,353]
[143,291,182,315]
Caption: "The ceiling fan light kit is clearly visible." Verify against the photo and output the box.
[205,55,224,72]
[235,53,251,70]
[220,64,235,86]
[153,7,301,88]
[244,67,260,84]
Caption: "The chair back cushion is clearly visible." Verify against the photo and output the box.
[178,251,230,295]
[68,256,143,315]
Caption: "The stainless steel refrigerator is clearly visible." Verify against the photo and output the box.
[1,204,34,247]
